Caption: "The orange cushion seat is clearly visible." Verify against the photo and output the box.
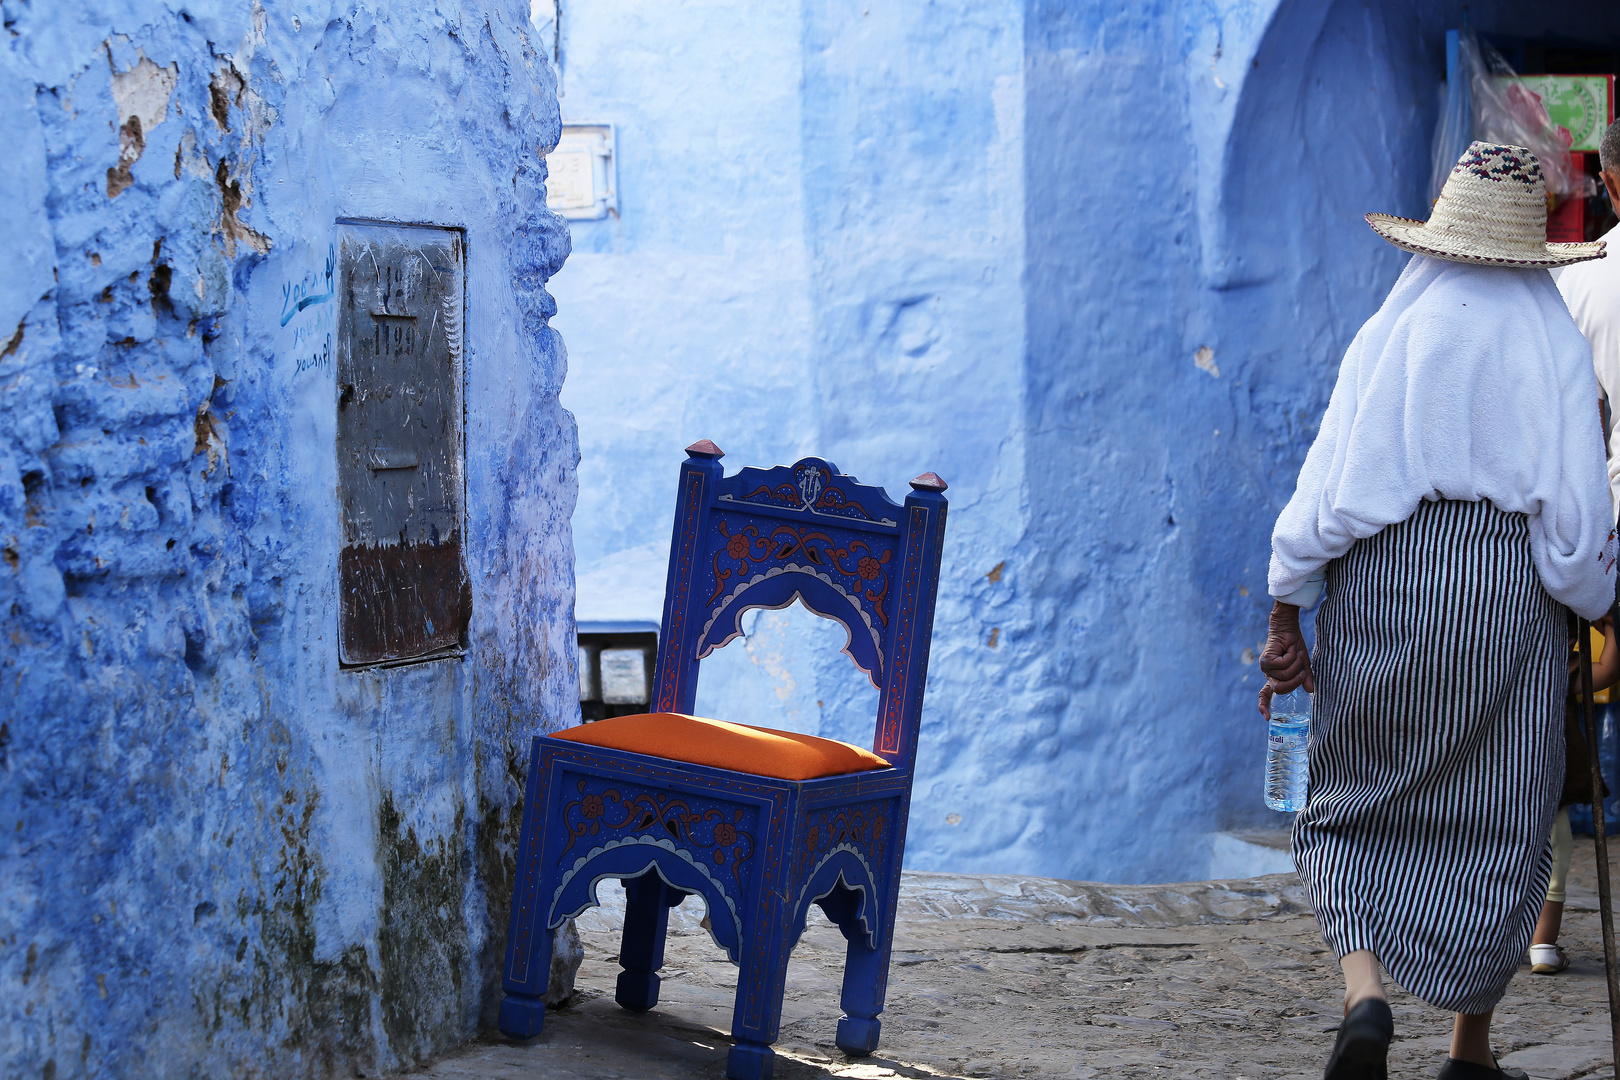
[549,712,891,781]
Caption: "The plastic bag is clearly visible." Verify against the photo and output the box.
[1428,37,1472,203]
[1428,27,1595,205]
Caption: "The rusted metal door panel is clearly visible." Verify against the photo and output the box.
[335,222,468,665]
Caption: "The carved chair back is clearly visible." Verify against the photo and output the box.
[652,442,947,769]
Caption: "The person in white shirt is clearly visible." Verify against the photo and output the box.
[1553,117,1620,512]
[1531,118,1620,981]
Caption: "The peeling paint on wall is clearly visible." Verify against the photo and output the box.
[106,52,177,197]
[1,2,575,1077]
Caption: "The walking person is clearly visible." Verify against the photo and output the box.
[1527,621,1617,977]
[1259,142,1615,1080]
[1553,117,1620,511]
[1532,115,1620,983]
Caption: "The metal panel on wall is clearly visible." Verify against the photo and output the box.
[335,221,469,665]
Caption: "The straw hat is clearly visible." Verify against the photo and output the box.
[1366,141,1605,267]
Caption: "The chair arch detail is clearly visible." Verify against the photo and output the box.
[791,847,878,951]
[550,837,746,963]
[696,566,884,688]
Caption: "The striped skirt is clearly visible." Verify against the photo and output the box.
[1294,498,1567,1014]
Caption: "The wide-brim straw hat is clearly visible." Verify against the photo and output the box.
[1367,141,1605,267]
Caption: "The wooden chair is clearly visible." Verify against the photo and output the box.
[498,441,948,1080]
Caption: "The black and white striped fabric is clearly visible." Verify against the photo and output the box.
[1294,497,1567,1015]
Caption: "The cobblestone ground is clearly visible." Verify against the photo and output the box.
[407,840,1620,1080]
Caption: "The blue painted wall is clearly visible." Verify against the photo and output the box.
[551,0,1620,883]
[1,3,574,1076]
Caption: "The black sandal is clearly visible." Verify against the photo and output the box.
[1324,997,1393,1080]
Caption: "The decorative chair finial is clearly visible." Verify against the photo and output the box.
[686,439,724,459]
[909,472,947,492]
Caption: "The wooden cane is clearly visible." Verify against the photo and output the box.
[1577,615,1620,1077]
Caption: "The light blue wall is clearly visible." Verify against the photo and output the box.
[550,0,1030,856]
[552,0,1620,884]
[1,3,574,1076]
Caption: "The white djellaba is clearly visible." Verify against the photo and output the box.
[1269,142,1614,619]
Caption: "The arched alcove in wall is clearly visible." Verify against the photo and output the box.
[1207,0,1620,298]
[1186,0,1620,515]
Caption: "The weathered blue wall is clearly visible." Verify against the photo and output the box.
[1,3,575,1077]
[551,0,1620,884]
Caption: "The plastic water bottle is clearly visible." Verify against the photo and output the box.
[1265,688,1311,813]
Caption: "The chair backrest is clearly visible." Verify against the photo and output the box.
[651,441,947,769]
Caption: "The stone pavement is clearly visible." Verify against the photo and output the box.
[403,840,1620,1080]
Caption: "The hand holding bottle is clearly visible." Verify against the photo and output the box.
[1259,600,1314,718]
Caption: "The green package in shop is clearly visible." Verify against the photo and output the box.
[1494,75,1612,153]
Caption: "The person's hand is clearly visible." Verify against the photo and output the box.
[1569,615,1620,685]
[1593,615,1620,691]
[1258,600,1314,719]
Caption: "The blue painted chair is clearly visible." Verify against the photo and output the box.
[498,441,948,1080]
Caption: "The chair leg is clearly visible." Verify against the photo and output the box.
[497,917,556,1039]
[815,882,888,1057]
[835,935,888,1056]
[726,940,791,1080]
[498,750,557,1041]
[616,873,679,1011]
